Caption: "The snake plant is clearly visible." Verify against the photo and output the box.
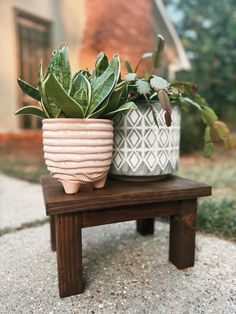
[15,46,136,120]
[124,34,232,157]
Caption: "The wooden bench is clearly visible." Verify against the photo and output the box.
[41,175,211,298]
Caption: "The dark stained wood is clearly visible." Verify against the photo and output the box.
[43,175,212,298]
[169,199,197,269]
[82,202,178,228]
[137,218,155,235]
[50,215,56,252]
[41,175,211,215]
[56,213,83,297]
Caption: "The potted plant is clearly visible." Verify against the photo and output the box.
[109,35,231,181]
[15,46,136,193]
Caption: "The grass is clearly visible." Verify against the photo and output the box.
[197,199,236,239]
[178,150,236,240]
[0,149,235,240]
[0,159,47,183]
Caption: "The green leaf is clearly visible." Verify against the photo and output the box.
[95,52,109,77]
[150,75,169,90]
[106,82,128,112]
[45,45,71,92]
[72,70,91,85]
[105,102,137,118]
[38,63,60,118]
[87,98,110,119]
[37,63,52,118]
[179,97,201,110]
[152,34,165,68]
[44,73,84,118]
[17,78,41,101]
[125,60,134,73]
[90,82,128,118]
[89,55,120,114]
[171,81,198,96]
[135,79,151,95]
[15,106,47,119]
[72,73,91,115]
[203,126,214,157]
[201,106,218,126]
[125,73,137,82]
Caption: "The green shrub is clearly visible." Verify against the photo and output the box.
[197,198,236,239]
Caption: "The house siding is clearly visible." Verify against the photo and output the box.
[0,0,85,132]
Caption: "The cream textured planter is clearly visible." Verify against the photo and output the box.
[110,102,181,180]
[42,118,113,194]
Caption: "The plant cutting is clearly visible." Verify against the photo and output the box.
[109,34,232,180]
[15,45,136,193]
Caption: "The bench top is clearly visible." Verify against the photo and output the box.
[41,175,211,215]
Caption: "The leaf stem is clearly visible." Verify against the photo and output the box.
[144,94,159,127]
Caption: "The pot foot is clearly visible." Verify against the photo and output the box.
[93,175,107,189]
[61,181,80,194]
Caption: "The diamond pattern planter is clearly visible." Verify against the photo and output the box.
[110,102,181,179]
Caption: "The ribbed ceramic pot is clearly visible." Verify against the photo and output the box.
[109,102,181,180]
[42,118,113,194]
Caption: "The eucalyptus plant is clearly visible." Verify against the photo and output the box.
[15,46,136,120]
[124,35,232,157]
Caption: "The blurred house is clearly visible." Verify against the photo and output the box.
[0,0,189,149]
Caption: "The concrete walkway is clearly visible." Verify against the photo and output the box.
[0,174,235,313]
[0,174,45,230]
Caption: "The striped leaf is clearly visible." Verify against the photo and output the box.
[105,101,137,118]
[15,106,47,118]
[71,73,91,115]
[17,78,41,101]
[45,45,71,92]
[44,73,84,118]
[89,55,120,114]
[37,63,53,118]
[95,52,109,77]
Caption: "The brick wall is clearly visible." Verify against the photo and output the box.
[0,131,44,161]
[79,0,154,74]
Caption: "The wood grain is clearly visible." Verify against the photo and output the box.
[169,199,197,269]
[43,175,212,298]
[42,175,211,215]
[56,213,83,297]
[50,215,56,252]
[81,202,178,228]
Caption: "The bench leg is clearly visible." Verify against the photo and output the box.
[169,199,197,269]
[50,216,56,252]
[137,218,154,235]
[56,213,83,298]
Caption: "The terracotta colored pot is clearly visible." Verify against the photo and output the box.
[42,118,113,194]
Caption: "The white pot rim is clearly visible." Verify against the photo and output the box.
[42,118,112,123]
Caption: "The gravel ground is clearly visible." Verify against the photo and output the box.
[0,221,235,314]
[0,174,45,230]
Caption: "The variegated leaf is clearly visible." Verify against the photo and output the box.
[44,73,84,118]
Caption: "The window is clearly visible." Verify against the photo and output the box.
[16,11,51,129]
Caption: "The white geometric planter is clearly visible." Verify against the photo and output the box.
[109,102,181,180]
[42,118,113,194]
